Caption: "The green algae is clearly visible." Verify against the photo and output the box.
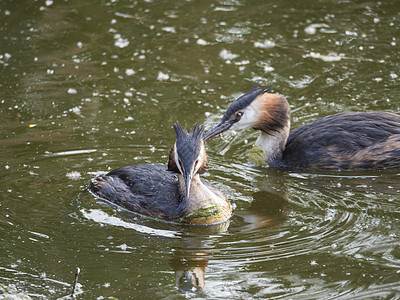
[249,143,266,165]
[177,200,230,224]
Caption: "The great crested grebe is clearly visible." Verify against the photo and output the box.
[203,83,400,170]
[89,123,231,225]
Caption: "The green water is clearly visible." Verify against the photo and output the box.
[1,0,399,298]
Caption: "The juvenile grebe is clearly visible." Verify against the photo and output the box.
[89,123,231,224]
[203,83,400,169]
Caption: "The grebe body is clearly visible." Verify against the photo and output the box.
[89,124,231,224]
[203,83,400,170]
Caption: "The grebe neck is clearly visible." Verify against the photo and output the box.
[247,93,291,166]
[177,174,231,224]
[249,126,290,166]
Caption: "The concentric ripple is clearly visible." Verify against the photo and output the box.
[77,151,400,299]
[1,132,399,299]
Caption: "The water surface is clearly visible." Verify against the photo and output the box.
[1,0,399,299]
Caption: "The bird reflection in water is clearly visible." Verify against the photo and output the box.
[170,233,211,295]
[168,187,289,295]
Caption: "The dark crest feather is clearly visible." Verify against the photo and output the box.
[222,82,273,123]
[168,122,206,173]
[173,122,205,143]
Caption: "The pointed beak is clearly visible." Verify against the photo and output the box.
[184,171,192,200]
[202,120,233,141]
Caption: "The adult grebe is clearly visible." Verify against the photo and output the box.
[89,123,231,224]
[203,83,400,170]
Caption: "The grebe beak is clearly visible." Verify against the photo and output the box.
[203,120,233,141]
[184,171,192,200]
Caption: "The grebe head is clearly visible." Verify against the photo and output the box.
[168,122,207,199]
[203,82,290,140]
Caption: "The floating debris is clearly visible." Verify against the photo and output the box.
[0,284,32,299]
[66,171,82,180]
[0,53,12,64]
[219,49,239,60]
[304,23,329,35]
[304,52,343,62]
[69,106,81,115]
[67,88,78,94]
[264,65,275,72]
[114,34,129,48]
[310,260,318,266]
[70,267,80,298]
[196,39,208,46]
[125,68,135,76]
[157,71,169,81]
[162,26,176,33]
[115,12,135,19]
[254,39,275,48]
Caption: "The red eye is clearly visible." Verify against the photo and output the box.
[195,160,199,166]
[236,111,243,118]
